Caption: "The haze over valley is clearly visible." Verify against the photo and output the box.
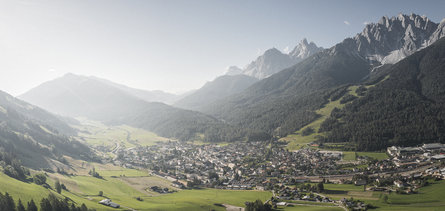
[2,1,445,211]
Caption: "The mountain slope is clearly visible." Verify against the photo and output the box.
[19,73,148,121]
[319,37,445,151]
[92,76,179,104]
[0,90,96,168]
[174,75,258,111]
[203,14,445,138]
[204,44,371,136]
[20,74,246,142]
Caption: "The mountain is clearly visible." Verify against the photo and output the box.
[20,73,247,142]
[242,48,297,79]
[203,14,445,141]
[224,66,243,76]
[19,73,149,121]
[319,36,445,151]
[350,13,445,65]
[289,38,325,61]
[230,39,323,79]
[174,75,258,111]
[0,90,96,168]
[91,76,179,104]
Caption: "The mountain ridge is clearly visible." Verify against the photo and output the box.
[227,39,324,79]
[202,14,445,141]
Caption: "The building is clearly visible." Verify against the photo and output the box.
[387,146,421,157]
[422,143,445,152]
[99,199,120,208]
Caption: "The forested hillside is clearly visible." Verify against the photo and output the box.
[0,91,97,168]
[319,37,445,150]
[174,75,258,111]
[203,45,371,137]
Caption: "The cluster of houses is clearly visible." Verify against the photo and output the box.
[113,141,347,190]
[340,198,369,210]
[275,185,333,203]
[103,139,445,209]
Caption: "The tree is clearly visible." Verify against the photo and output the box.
[17,199,25,211]
[317,182,324,193]
[33,173,47,185]
[301,127,315,136]
[40,198,52,211]
[209,171,219,180]
[2,192,16,211]
[98,191,103,196]
[27,199,38,211]
[245,199,272,211]
[55,180,62,194]
[80,203,88,211]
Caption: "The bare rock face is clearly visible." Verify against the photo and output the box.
[338,13,445,65]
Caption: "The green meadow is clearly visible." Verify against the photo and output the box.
[322,181,445,211]
[74,118,170,150]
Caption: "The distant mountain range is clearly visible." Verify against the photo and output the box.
[226,39,324,79]
[19,73,249,143]
[201,14,445,150]
[13,13,445,151]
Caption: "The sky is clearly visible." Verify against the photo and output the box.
[1,0,445,96]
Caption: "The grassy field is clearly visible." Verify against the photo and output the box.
[357,152,389,160]
[342,152,356,161]
[283,97,345,151]
[74,118,169,150]
[322,181,445,211]
[0,172,108,210]
[46,164,273,211]
[282,86,363,151]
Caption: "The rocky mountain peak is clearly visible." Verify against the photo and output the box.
[289,38,324,60]
[339,13,445,65]
[224,66,243,76]
[227,39,323,79]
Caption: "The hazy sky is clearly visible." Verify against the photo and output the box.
[1,0,445,96]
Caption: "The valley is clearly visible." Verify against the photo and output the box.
[1,4,445,211]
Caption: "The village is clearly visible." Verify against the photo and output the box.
[104,141,445,210]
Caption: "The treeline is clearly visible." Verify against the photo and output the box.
[0,192,95,211]
[319,37,445,151]
[113,102,272,142]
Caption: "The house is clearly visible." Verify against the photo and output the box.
[276,202,287,206]
[354,179,367,186]
[431,155,445,160]
[387,146,421,157]
[394,180,405,188]
[319,150,343,159]
[99,199,120,208]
